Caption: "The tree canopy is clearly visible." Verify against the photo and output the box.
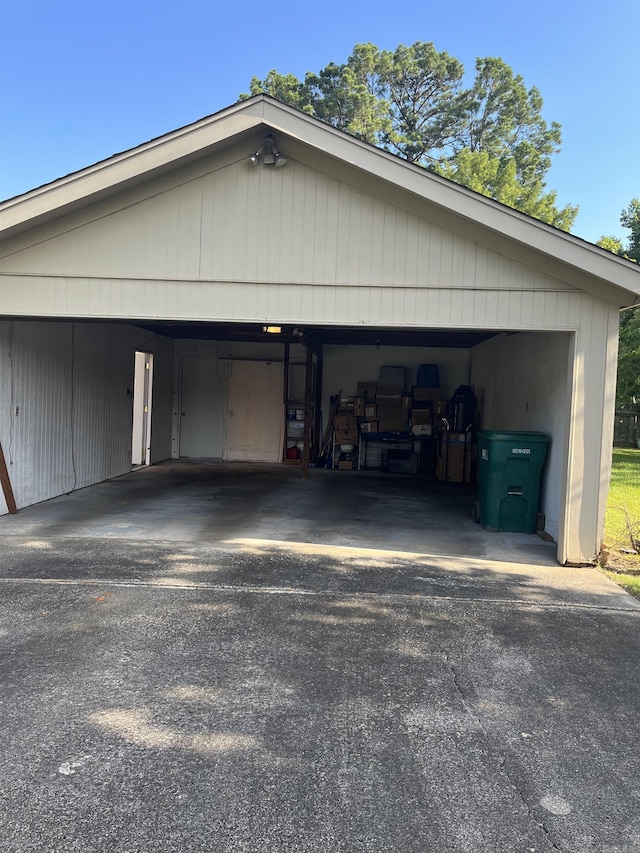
[598,199,640,413]
[241,42,578,230]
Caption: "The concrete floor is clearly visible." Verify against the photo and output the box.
[0,460,558,566]
[1,462,639,852]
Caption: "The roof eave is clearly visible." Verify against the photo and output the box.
[2,94,639,306]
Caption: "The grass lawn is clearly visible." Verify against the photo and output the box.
[602,447,640,598]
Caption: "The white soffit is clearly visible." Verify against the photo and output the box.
[1,95,639,307]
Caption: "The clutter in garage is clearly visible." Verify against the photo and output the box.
[324,365,478,480]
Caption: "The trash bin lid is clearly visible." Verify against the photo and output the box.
[478,430,548,443]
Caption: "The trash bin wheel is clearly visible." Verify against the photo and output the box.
[472,500,480,523]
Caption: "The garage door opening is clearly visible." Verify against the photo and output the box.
[131,351,153,467]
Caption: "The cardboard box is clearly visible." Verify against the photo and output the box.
[356,382,377,399]
[411,423,432,436]
[437,434,474,482]
[437,454,472,483]
[335,429,358,444]
[360,421,379,434]
[337,460,355,470]
[354,397,365,417]
[377,406,409,432]
[376,386,403,407]
[412,387,442,402]
[364,403,377,419]
[411,409,432,425]
[335,415,357,432]
[441,431,471,445]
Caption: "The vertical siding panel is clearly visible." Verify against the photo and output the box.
[369,199,385,284]
[381,206,396,284]
[427,224,442,286]
[345,189,361,283]
[199,172,213,279]
[451,234,466,286]
[404,215,419,285]
[554,290,572,328]
[299,169,315,283]
[359,195,374,285]
[268,170,285,282]
[475,247,489,291]
[335,183,350,282]
[440,230,454,287]
[280,166,297,281]
[414,220,429,286]
[312,173,329,284]
[392,210,408,286]
[231,165,249,283]
[520,289,534,323]
[288,164,304,280]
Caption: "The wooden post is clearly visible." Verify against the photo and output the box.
[302,343,313,480]
[0,439,17,514]
[282,342,290,461]
[313,351,323,461]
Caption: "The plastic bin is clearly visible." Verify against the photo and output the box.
[477,430,549,533]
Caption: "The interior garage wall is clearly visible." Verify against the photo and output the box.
[171,339,304,458]
[321,344,472,424]
[0,320,174,514]
[470,331,571,543]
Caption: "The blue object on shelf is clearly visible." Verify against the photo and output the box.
[416,364,440,387]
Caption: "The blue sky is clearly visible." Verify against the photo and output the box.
[1,0,638,244]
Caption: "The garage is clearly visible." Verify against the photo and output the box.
[1,95,639,565]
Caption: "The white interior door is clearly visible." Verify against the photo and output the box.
[225,361,284,462]
[131,351,153,466]
[179,358,225,458]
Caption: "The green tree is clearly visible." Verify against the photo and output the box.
[617,308,640,412]
[242,41,577,230]
[598,200,640,413]
[241,70,314,115]
[620,198,640,262]
[599,199,640,263]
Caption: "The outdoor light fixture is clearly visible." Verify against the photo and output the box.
[249,134,288,168]
[262,325,282,334]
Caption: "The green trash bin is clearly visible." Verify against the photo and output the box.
[477,430,549,533]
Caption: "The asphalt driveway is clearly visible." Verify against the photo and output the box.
[1,531,639,853]
[1,465,639,851]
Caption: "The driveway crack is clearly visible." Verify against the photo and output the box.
[446,655,565,852]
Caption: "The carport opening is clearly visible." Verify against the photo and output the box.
[131,319,566,549]
[0,317,567,555]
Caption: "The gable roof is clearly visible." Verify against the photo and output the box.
[1,94,639,307]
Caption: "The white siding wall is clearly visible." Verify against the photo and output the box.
[470,332,571,546]
[470,296,620,566]
[0,156,576,332]
[0,321,174,514]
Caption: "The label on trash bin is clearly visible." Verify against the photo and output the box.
[512,448,531,455]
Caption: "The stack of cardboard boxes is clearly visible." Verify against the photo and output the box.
[436,431,476,483]
[331,376,477,481]
[375,385,409,432]
[334,413,359,447]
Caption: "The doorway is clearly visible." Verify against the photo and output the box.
[179,357,226,458]
[131,351,153,467]
[225,361,284,462]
